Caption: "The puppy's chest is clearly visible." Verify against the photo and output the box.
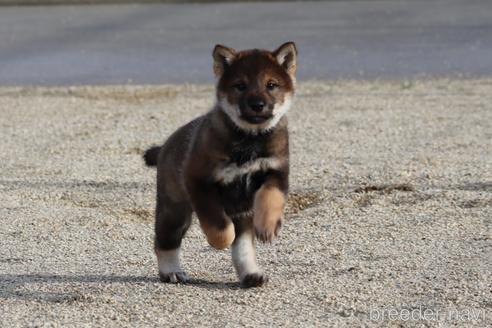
[215,141,277,214]
[215,140,273,185]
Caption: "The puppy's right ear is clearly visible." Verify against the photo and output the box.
[213,45,236,77]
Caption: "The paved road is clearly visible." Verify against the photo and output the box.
[1,0,492,85]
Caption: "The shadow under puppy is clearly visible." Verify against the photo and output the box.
[144,42,297,288]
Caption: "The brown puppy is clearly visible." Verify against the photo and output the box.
[144,42,297,288]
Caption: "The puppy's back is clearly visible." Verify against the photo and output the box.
[150,116,205,203]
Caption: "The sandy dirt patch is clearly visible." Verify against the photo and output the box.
[0,80,491,327]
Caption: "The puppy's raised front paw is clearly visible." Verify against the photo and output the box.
[254,218,282,243]
[253,185,285,243]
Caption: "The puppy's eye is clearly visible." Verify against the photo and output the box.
[266,81,278,91]
[233,83,247,92]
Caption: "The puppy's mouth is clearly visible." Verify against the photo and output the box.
[241,114,272,124]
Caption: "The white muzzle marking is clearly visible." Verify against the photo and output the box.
[218,94,292,134]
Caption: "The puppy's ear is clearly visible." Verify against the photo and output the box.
[213,45,236,77]
[273,42,297,77]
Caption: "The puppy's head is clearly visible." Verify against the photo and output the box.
[213,42,297,133]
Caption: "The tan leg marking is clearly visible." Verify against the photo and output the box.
[253,185,285,242]
[200,221,235,250]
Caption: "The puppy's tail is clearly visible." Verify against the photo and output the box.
[143,146,161,167]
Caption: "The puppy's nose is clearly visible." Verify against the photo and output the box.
[248,99,265,112]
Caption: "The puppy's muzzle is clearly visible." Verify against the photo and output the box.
[248,98,265,113]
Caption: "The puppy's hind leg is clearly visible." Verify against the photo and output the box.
[231,219,267,288]
[155,196,192,283]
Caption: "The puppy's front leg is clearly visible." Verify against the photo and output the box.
[253,175,287,243]
[187,178,235,250]
[231,223,267,288]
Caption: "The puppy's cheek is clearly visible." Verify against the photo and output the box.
[219,97,239,115]
[227,93,239,107]
[272,94,292,117]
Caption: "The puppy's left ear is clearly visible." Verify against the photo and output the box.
[273,42,297,77]
[213,45,236,77]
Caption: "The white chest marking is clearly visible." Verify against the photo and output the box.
[215,157,282,184]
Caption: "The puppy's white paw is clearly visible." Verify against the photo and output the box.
[159,271,189,283]
[240,272,268,288]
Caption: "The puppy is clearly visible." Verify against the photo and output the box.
[143,42,297,288]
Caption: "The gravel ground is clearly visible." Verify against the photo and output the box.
[0,80,491,327]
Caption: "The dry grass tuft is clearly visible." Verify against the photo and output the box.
[286,191,323,214]
[354,183,414,194]
[122,207,154,223]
